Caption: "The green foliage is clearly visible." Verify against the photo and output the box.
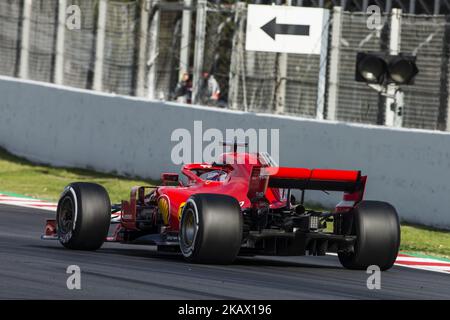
[0,147,156,203]
[401,224,450,259]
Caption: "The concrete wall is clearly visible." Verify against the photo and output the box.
[1,76,450,229]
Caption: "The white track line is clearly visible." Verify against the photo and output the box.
[0,194,57,211]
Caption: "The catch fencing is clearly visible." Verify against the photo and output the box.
[1,0,450,131]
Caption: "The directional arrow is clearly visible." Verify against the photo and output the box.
[261,17,310,40]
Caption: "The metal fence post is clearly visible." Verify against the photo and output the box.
[275,53,287,114]
[274,0,291,115]
[446,86,450,131]
[409,0,416,14]
[228,2,246,111]
[315,8,330,120]
[179,0,192,78]
[19,0,32,80]
[434,0,441,15]
[440,16,450,131]
[362,0,369,11]
[385,8,402,127]
[136,0,150,97]
[326,6,342,121]
[93,0,107,91]
[385,0,393,13]
[54,0,67,85]
[192,0,207,104]
[147,0,160,100]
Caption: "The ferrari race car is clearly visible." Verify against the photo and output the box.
[42,143,400,270]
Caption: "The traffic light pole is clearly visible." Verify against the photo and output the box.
[368,83,404,127]
[385,8,402,127]
[393,88,404,127]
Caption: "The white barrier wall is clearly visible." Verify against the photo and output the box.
[1,76,450,229]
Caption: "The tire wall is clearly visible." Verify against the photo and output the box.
[0,76,449,229]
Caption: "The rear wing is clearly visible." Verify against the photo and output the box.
[263,167,362,193]
[247,166,366,208]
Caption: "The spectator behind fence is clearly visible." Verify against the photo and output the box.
[198,72,221,107]
[174,72,193,104]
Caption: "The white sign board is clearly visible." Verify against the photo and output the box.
[245,5,329,55]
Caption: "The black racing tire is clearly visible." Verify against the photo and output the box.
[179,194,243,264]
[338,201,400,271]
[56,182,111,251]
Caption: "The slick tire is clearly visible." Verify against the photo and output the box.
[338,201,400,271]
[179,194,243,264]
[56,182,111,251]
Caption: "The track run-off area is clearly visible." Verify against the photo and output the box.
[0,198,449,299]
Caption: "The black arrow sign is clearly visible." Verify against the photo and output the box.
[261,17,310,40]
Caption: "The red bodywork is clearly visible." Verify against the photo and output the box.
[43,152,366,242]
[117,152,366,234]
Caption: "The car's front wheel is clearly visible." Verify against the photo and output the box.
[57,182,111,251]
[179,194,243,264]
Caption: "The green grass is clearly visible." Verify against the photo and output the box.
[400,224,450,259]
[1,147,450,259]
[0,147,157,203]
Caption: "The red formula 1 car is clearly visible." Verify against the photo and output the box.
[42,144,400,270]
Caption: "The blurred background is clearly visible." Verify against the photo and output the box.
[1,0,450,130]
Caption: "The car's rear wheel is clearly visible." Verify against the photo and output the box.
[179,194,243,264]
[57,182,111,251]
[338,201,400,271]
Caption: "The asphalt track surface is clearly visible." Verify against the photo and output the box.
[0,204,449,300]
